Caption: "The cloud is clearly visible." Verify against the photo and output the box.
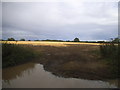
[2,1,118,40]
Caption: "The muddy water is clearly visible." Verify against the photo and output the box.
[2,62,118,88]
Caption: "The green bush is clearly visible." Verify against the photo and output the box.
[100,43,118,59]
[100,42,119,78]
[74,38,80,42]
[2,43,36,68]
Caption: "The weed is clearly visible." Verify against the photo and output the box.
[2,43,37,68]
[100,42,119,78]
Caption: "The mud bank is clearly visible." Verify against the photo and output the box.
[32,44,115,80]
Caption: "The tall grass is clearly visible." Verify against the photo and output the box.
[100,42,119,78]
[2,43,36,68]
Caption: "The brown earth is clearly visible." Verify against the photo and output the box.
[30,44,114,80]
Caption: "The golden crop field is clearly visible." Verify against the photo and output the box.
[1,41,100,47]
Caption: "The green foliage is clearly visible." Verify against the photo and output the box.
[2,43,36,68]
[97,41,105,43]
[100,42,119,78]
[7,38,15,41]
[20,38,25,41]
[100,43,118,58]
[112,38,120,43]
[74,38,80,42]
[42,39,64,42]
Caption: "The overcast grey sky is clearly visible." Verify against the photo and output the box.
[2,1,118,41]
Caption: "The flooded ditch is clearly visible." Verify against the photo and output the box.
[2,62,118,88]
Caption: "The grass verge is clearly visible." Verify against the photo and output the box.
[2,43,38,68]
[100,42,119,78]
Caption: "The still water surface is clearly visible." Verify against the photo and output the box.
[2,62,118,88]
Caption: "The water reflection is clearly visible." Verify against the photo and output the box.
[3,62,35,80]
[2,62,118,88]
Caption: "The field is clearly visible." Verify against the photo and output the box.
[1,41,100,47]
[32,44,110,80]
[2,41,118,80]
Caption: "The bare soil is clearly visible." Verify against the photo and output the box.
[31,44,113,80]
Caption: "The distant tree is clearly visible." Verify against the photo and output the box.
[34,40,40,41]
[97,41,105,43]
[28,40,31,41]
[7,38,15,41]
[74,38,80,42]
[66,40,70,42]
[20,38,25,41]
[112,38,120,43]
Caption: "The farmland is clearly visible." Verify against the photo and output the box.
[2,41,118,80]
[1,41,100,47]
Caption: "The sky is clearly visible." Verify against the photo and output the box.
[2,1,118,41]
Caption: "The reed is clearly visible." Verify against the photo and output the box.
[2,43,36,68]
[100,42,119,78]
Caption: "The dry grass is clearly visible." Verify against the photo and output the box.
[2,41,114,80]
[1,41,100,47]
[31,45,113,80]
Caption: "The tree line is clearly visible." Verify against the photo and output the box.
[1,37,119,43]
[1,37,80,42]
